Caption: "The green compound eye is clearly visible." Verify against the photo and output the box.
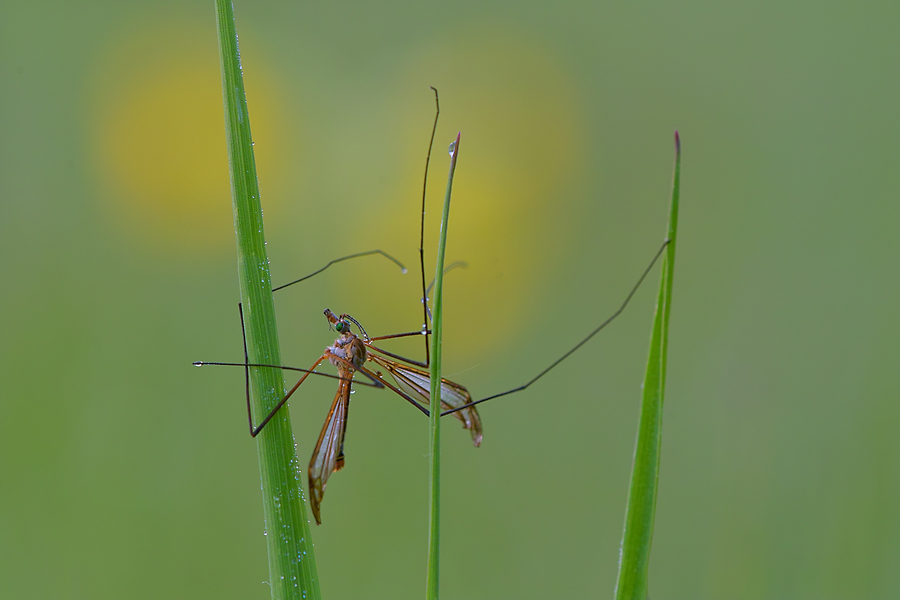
[334,322,344,332]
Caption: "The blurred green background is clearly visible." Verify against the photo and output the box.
[2,1,899,598]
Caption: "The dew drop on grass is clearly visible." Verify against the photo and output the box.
[448,140,456,157]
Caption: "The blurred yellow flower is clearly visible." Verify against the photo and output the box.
[89,23,289,254]
[342,26,586,362]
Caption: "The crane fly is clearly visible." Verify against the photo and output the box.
[307,309,480,524]
[195,89,484,524]
[194,87,669,523]
[198,301,482,525]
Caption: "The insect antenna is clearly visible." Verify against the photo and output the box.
[442,238,671,415]
[339,313,370,341]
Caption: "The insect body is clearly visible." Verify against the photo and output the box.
[195,86,665,523]
[303,309,481,524]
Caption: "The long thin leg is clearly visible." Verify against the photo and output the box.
[365,343,428,369]
[271,249,406,293]
[442,239,671,416]
[363,331,437,368]
[366,353,482,444]
[239,303,339,436]
[241,302,252,435]
[249,350,390,436]
[270,90,441,365]
[421,261,468,322]
[369,330,431,342]
[425,261,468,298]
[194,360,384,388]
[417,87,441,367]
[229,302,396,435]
[357,365,430,416]
[227,343,434,420]
[251,355,330,436]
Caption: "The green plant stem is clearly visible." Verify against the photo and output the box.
[426,132,461,600]
[614,131,680,600]
[214,2,320,599]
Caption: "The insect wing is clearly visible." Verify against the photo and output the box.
[308,373,351,524]
[370,354,482,447]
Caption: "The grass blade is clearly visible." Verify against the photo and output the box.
[614,131,681,600]
[426,132,462,600]
[214,2,320,598]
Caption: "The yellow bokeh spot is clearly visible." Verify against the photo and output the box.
[89,24,289,253]
[334,27,586,363]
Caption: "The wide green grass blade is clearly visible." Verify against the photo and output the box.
[426,132,462,600]
[214,2,320,599]
[614,131,681,600]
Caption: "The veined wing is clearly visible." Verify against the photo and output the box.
[369,353,482,447]
[308,372,351,525]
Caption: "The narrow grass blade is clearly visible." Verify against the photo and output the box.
[614,131,681,600]
[426,132,462,600]
[214,2,320,599]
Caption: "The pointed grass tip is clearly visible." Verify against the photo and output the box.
[674,130,680,153]
[449,132,461,158]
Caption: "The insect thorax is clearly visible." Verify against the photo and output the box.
[329,333,367,370]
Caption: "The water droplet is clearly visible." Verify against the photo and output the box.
[401,268,408,274]
[193,362,203,367]
[448,141,456,156]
